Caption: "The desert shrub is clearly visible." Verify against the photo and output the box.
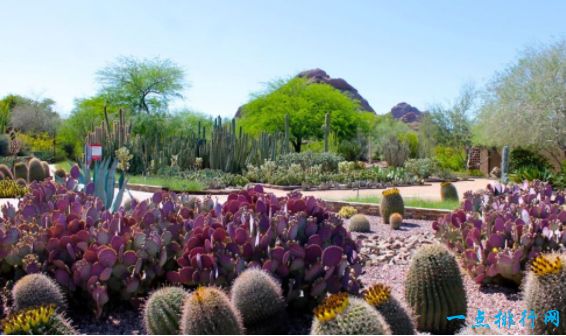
[275,151,343,173]
[380,135,409,167]
[433,181,566,285]
[509,147,550,171]
[337,139,362,161]
[404,158,438,179]
[434,145,466,171]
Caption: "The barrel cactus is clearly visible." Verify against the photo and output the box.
[389,213,403,230]
[364,283,416,335]
[180,286,244,335]
[404,244,467,334]
[41,161,51,178]
[440,182,459,201]
[27,158,46,183]
[310,292,391,335]
[2,305,78,335]
[523,253,566,335]
[0,164,13,179]
[12,273,67,312]
[231,268,286,334]
[54,168,66,179]
[348,214,370,233]
[380,188,404,224]
[13,162,28,180]
[143,286,188,335]
[15,178,27,187]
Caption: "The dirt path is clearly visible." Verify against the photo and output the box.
[263,178,494,201]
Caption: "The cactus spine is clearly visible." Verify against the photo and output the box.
[404,244,467,334]
[231,268,287,334]
[364,283,416,335]
[440,182,459,201]
[310,292,391,335]
[12,273,66,312]
[180,286,244,335]
[380,188,404,224]
[143,287,188,335]
[501,145,509,184]
[523,253,566,334]
[1,305,78,335]
[348,214,370,233]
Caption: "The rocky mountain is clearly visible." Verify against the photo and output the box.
[389,102,423,123]
[235,68,375,117]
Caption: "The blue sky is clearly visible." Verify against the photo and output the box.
[0,1,564,118]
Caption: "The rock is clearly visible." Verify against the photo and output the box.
[389,102,423,123]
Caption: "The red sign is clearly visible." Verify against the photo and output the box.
[90,144,102,161]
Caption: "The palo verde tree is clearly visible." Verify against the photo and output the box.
[474,39,566,166]
[238,77,365,152]
[97,56,185,114]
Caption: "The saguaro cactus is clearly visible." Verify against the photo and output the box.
[501,145,509,184]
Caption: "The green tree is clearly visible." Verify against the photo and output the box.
[474,39,566,165]
[7,95,61,135]
[238,77,365,152]
[97,56,185,114]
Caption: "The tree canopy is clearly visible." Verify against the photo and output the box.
[238,77,368,152]
[2,95,61,135]
[474,39,566,165]
[97,56,186,114]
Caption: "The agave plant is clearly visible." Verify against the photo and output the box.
[68,158,127,213]
[433,181,566,285]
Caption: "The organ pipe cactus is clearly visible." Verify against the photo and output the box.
[501,145,510,184]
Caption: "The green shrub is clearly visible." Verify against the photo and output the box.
[380,135,409,167]
[509,147,550,171]
[275,151,343,173]
[404,158,438,179]
[337,139,363,161]
[434,146,466,171]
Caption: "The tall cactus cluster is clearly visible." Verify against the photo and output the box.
[364,283,416,335]
[501,145,510,184]
[404,244,467,334]
[310,292,391,335]
[523,253,566,334]
[380,188,404,224]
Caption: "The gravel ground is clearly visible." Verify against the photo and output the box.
[352,215,527,335]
